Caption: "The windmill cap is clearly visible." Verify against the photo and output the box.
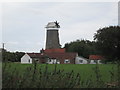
[45,21,60,28]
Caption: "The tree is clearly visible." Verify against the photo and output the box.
[94,26,120,61]
[2,49,25,62]
[64,39,99,58]
[15,51,25,62]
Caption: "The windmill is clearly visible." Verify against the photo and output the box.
[45,21,61,49]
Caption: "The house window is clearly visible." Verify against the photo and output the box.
[28,59,30,63]
[79,60,83,63]
[94,60,97,63]
[53,59,57,64]
[99,60,102,63]
[57,60,60,64]
[64,59,70,63]
[49,59,51,62]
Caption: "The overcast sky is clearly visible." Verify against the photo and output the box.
[1,2,118,52]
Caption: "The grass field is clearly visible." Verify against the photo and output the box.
[3,63,118,82]
[2,62,120,88]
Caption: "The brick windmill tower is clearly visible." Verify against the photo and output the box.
[45,21,61,49]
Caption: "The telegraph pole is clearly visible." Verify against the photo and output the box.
[2,43,5,61]
[2,43,5,50]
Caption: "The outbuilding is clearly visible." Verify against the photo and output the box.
[75,56,89,64]
[89,55,104,64]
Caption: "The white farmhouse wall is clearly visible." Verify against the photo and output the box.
[21,54,32,64]
[98,60,102,64]
[90,60,102,64]
[90,60,96,64]
[75,56,88,64]
[47,59,60,64]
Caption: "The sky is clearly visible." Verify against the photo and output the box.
[1,2,118,52]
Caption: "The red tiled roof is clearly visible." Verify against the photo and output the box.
[44,52,77,60]
[89,55,104,60]
[27,52,77,64]
[27,52,77,60]
[44,48,65,53]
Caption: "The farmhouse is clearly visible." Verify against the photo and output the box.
[21,48,90,64]
[21,49,77,64]
[21,52,104,64]
[21,53,46,64]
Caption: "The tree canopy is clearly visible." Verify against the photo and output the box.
[64,26,120,62]
[2,49,25,62]
[94,26,120,61]
[64,39,99,58]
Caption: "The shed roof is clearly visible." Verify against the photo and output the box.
[27,53,44,58]
[89,55,104,60]
[27,52,77,60]
[44,52,77,60]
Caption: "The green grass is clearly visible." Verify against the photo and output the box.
[3,63,117,82]
[3,62,120,88]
